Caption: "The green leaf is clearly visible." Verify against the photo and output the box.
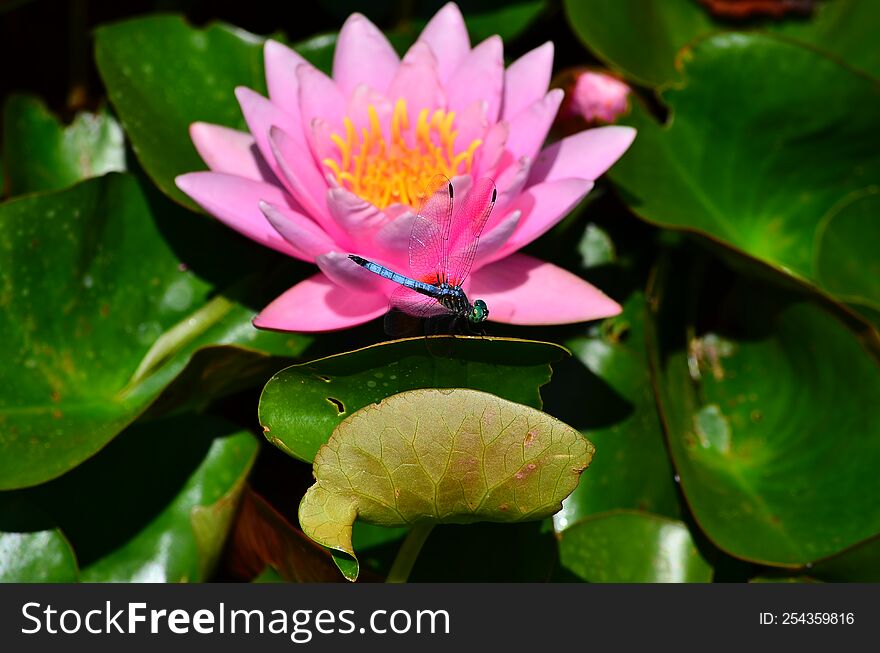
[459,0,547,43]
[253,566,285,583]
[318,1,547,46]
[578,223,617,269]
[0,414,256,582]
[95,16,341,208]
[2,94,125,196]
[259,336,567,464]
[563,0,880,86]
[815,189,880,316]
[95,15,266,208]
[299,388,594,580]
[611,34,880,326]
[564,0,712,87]
[809,535,880,582]
[0,531,78,582]
[0,495,78,582]
[558,511,713,582]
[550,293,680,530]
[647,253,880,566]
[0,173,308,489]
[292,33,337,74]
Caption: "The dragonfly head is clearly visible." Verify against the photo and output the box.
[469,299,489,324]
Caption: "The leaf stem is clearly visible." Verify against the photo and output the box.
[385,522,434,583]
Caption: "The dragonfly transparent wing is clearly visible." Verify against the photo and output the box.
[408,174,453,284]
[445,177,497,286]
[388,284,448,318]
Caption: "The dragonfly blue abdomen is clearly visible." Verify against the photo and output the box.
[348,255,438,296]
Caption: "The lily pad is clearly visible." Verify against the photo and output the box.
[815,190,880,316]
[459,0,547,43]
[564,0,880,86]
[2,94,125,196]
[809,534,880,582]
[647,253,880,565]
[94,16,266,207]
[259,336,567,463]
[611,33,880,326]
[0,173,308,489]
[0,495,78,582]
[299,388,594,580]
[0,531,78,582]
[557,511,712,582]
[95,16,338,208]
[549,294,680,530]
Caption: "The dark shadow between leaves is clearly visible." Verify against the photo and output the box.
[0,413,235,568]
[541,354,634,431]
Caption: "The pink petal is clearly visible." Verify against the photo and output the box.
[469,254,621,325]
[387,41,445,110]
[267,126,339,239]
[446,36,503,123]
[496,178,594,257]
[254,273,387,332]
[474,209,521,264]
[454,100,489,153]
[529,126,637,185]
[259,200,336,261]
[298,64,345,134]
[175,172,303,259]
[264,40,307,131]
[234,86,300,184]
[502,42,554,120]
[346,85,393,132]
[374,211,416,262]
[492,156,531,217]
[417,2,470,82]
[309,118,339,165]
[473,121,508,177]
[189,122,273,182]
[327,187,389,239]
[502,89,564,166]
[334,13,400,97]
[316,252,395,295]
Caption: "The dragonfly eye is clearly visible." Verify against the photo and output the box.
[470,299,489,323]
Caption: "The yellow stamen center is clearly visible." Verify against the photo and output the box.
[323,99,482,209]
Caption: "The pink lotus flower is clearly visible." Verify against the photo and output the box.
[175,2,635,332]
[566,70,631,124]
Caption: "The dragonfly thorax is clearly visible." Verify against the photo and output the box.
[436,284,471,316]
[436,285,489,324]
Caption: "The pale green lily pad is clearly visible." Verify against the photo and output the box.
[0,530,78,582]
[299,388,594,581]
[3,94,125,196]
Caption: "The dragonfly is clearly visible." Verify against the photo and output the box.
[349,174,497,333]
